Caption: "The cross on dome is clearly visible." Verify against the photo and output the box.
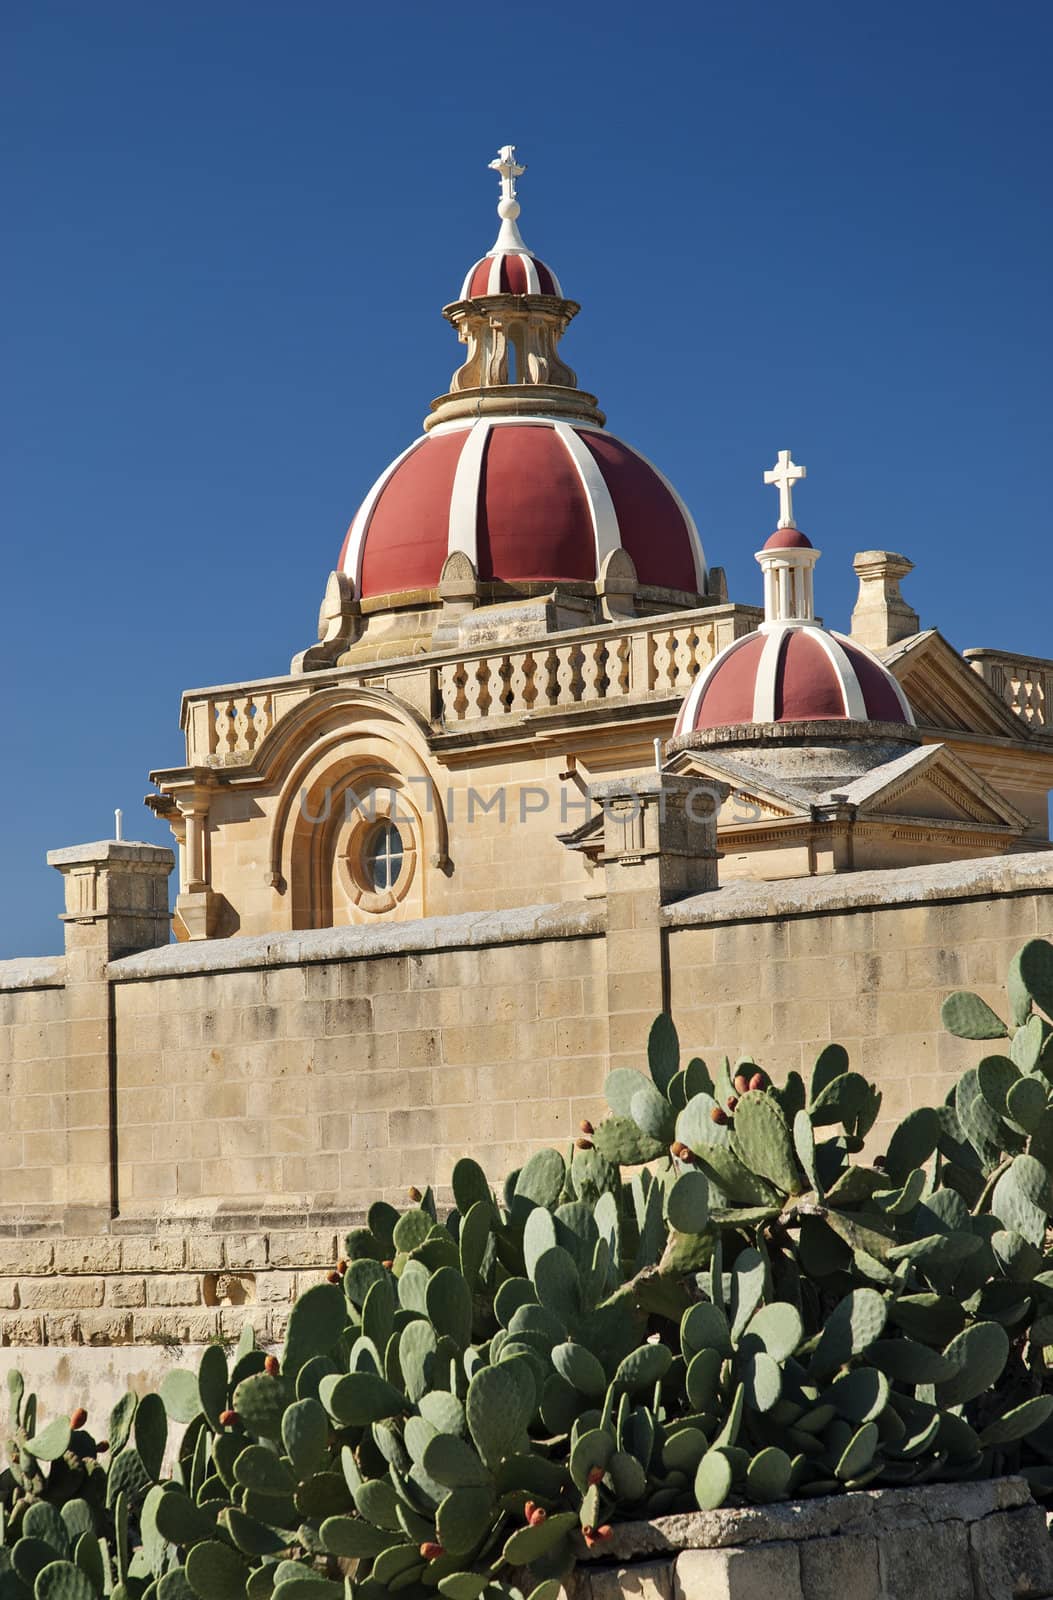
[764,450,807,529]
[489,145,526,213]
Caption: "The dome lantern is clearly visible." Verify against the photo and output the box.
[756,451,820,626]
[427,144,604,431]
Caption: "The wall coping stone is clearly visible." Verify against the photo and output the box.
[108,900,605,980]
[46,840,175,869]
[664,849,1053,930]
[0,955,66,993]
[574,1477,1033,1561]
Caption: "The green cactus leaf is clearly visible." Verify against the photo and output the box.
[353,1476,402,1530]
[681,1301,732,1359]
[694,1449,732,1511]
[834,1422,878,1481]
[106,1391,137,1455]
[810,1289,887,1379]
[319,1516,399,1558]
[60,1503,91,1546]
[648,1013,680,1094]
[793,1110,821,1196]
[1006,1074,1046,1130]
[811,1043,850,1103]
[283,1283,347,1375]
[502,1511,578,1566]
[676,1093,730,1154]
[466,1364,531,1469]
[435,1486,495,1560]
[685,1347,722,1412]
[936,1321,1009,1406]
[33,1563,96,1600]
[592,1116,666,1166]
[14,1539,58,1588]
[157,1569,196,1600]
[941,991,1009,1040]
[233,1444,295,1495]
[569,1427,616,1492]
[883,1107,940,1187]
[1018,939,1053,1023]
[741,1302,802,1363]
[159,1370,201,1425]
[24,1418,72,1463]
[71,1533,104,1595]
[425,1267,473,1352]
[232,1373,292,1440]
[152,1486,216,1547]
[608,1448,648,1501]
[458,1201,492,1294]
[662,1425,708,1474]
[1011,1015,1048,1074]
[183,1542,249,1600]
[729,1247,766,1341]
[399,1319,438,1402]
[514,1150,566,1211]
[865,1338,961,1384]
[826,1366,889,1423]
[23,1504,69,1557]
[666,1171,710,1234]
[281,1397,329,1479]
[437,1577,488,1600]
[451,1157,493,1216]
[362,1272,396,1353]
[992,1154,1052,1247]
[133,1392,167,1480]
[531,1247,582,1326]
[605,1067,654,1119]
[321,1371,406,1427]
[977,1055,1020,1119]
[808,1071,872,1129]
[344,1257,385,1309]
[551,1342,607,1398]
[979,1394,1053,1446]
[218,1506,290,1557]
[731,1091,803,1196]
[392,1209,433,1254]
[421,1434,491,1489]
[746,1446,792,1503]
[612,1342,672,1395]
[105,1446,152,1508]
[630,1082,677,1145]
[371,1546,425,1587]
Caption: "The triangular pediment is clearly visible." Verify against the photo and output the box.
[666,748,809,820]
[882,630,1029,740]
[822,742,1029,831]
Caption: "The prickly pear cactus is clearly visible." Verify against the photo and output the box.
[4,936,1053,1595]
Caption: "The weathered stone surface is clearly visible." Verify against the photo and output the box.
[797,1534,881,1600]
[969,1505,1053,1599]
[0,1242,53,1276]
[21,1277,104,1311]
[674,1544,804,1600]
[568,1560,674,1600]
[877,1519,972,1600]
[54,1238,122,1274]
[121,1237,186,1272]
[267,1232,337,1268]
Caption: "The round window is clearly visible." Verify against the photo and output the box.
[362,820,404,892]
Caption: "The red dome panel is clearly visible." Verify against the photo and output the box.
[359,432,468,597]
[695,635,766,726]
[476,425,595,582]
[463,254,560,297]
[842,639,908,721]
[763,526,813,550]
[776,631,846,720]
[581,432,698,592]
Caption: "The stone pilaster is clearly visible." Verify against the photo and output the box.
[593,773,726,1071]
[850,550,920,649]
[47,841,174,1225]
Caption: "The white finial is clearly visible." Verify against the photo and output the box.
[114,808,123,841]
[764,450,807,529]
[487,145,529,254]
[653,737,663,772]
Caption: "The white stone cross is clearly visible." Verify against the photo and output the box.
[764,450,807,528]
[489,145,526,206]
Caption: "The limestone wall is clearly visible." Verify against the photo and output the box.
[0,851,1052,1378]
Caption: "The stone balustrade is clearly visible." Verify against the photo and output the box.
[179,606,759,764]
[965,647,1053,733]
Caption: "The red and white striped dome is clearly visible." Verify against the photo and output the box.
[674,624,914,735]
[339,417,706,600]
[459,250,562,300]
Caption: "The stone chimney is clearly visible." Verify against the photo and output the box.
[850,551,920,650]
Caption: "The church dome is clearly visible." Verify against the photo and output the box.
[340,418,704,599]
[673,450,914,738]
[336,146,706,605]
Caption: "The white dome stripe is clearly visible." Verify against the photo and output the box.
[341,435,430,597]
[832,631,916,725]
[751,627,788,721]
[810,630,869,720]
[674,632,757,735]
[605,436,707,591]
[553,423,621,570]
[522,254,541,294]
[447,420,491,566]
[486,256,503,295]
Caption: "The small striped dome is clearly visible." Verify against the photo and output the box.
[674,623,914,735]
[459,250,563,299]
[339,417,705,600]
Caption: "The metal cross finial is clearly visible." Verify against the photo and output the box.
[489,144,526,207]
[764,449,807,528]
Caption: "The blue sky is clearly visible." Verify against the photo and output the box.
[2,1,1051,957]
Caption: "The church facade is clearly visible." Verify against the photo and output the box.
[1,149,1052,1397]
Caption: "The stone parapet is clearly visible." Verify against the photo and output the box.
[567,1478,1053,1600]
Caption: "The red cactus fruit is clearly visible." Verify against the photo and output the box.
[597,1525,613,1541]
[70,1407,87,1430]
[529,1506,547,1526]
[326,1270,341,1284]
[219,1410,239,1427]
[580,1119,595,1135]
[524,1500,537,1523]
[727,1096,739,1113]
[749,1072,765,1092]
[419,1542,444,1560]
[264,1355,280,1377]
[575,1137,594,1151]
[587,1466,604,1486]
[710,1107,728,1126]
[337,1258,348,1274]
[96,1440,109,1452]
[408,1186,423,1203]
[382,1259,394,1269]
[733,1074,750,1095]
